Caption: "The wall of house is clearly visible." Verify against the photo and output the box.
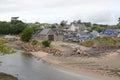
[70,24,76,31]
[47,30,57,41]
[39,35,47,40]
[34,29,64,41]
[56,35,63,41]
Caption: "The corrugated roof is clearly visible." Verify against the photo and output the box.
[40,29,51,35]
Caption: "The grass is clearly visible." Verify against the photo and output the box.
[0,72,18,80]
[0,61,2,66]
[0,38,15,54]
[80,37,120,48]
[50,44,55,48]
[60,44,72,49]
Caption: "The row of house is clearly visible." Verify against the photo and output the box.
[33,23,120,42]
[63,23,87,32]
[33,23,87,41]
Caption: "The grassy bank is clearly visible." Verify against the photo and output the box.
[0,72,18,80]
[81,37,120,48]
[0,38,15,54]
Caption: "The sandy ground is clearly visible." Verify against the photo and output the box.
[13,40,120,80]
[31,50,120,80]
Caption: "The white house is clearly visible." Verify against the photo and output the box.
[90,30,100,37]
[66,23,87,32]
[69,24,79,31]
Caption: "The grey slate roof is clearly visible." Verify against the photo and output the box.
[40,29,51,35]
[33,30,41,37]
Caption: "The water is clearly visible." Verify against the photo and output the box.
[0,50,100,80]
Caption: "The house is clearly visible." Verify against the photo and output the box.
[114,29,120,37]
[113,29,120,33]
[90,30,100,38]
[69,24,79,32]
[70,24,87,32]
[113,29,120,38]
[52,28,64,41]
[64,23,87,32]
[117,33,120,38]
[77,24,87,31]
[34,29,57,41]
[101,29,118,37]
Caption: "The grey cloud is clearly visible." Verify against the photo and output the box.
[0,0,120,24]
[87,10,117,24]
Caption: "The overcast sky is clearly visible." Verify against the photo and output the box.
[0,0,120,24]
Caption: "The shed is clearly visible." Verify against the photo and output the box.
[34,29,57,41]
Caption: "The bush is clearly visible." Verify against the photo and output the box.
[32,39,38,45]
[42,40,51,47]
[20,27,34,42]
[0,39,15,54]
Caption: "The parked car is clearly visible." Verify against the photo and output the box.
[72,37,79,42]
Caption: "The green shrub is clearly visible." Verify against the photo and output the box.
[0,46,15,54]
[32,39,38,45]
[42,40,51,47]
[0,39,15,54]
[20,27,34,42]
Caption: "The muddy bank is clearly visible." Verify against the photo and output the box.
[0,72,18,80]
[31,51,120,80]
[14,40,120,80]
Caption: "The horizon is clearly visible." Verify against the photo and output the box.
[0,0,120,25]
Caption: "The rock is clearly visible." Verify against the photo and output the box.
[73,48,87,56]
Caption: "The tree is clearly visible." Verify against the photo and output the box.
[60,20,67,26]
[20,27,34,42]
[90,25,105,32]
[35,22,41,26]
[0,20,26,35]
[117,17,120,26]
[118,17,120,26]
[77,20,81,24]
[71,20,77,25]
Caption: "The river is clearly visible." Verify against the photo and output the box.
[0,49,101,80]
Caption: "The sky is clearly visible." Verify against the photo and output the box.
[0,0,120,24]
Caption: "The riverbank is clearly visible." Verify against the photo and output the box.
[31,51,120,80]
[0,72,18,80]
[13,40,120,80]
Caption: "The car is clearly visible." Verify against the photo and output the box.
[72,37,79,42]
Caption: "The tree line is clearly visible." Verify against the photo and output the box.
[0,20,27,34]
